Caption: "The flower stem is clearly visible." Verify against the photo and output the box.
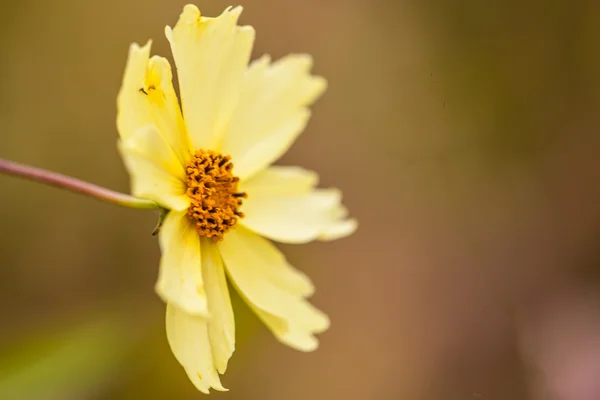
[0,158,160,210]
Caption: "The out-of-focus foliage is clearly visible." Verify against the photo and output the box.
[0,314,128,399]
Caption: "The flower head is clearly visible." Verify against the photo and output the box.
[117,4,356,393]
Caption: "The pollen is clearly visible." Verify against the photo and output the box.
[185,149,246,241]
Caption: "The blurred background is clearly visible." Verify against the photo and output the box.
[2,0,600,399]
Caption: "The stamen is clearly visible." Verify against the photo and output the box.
[185,149,246,241]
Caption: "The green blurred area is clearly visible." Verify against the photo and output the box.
[2,0,600,399]
[0,313,127,399]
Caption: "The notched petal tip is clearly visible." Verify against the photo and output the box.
[275,308,330,352]
[182,3,201,20]
[166,303,227,393]
[274,53,328,102]
[316,190,357,241]
[147,55,174,84]
[120,41,151,92]
[148,54,170,66]
[220,228,331,354]
[129,39,152,55]
[188,369,227,394]
[167,4,201,36]
[238,24,256,41]
[222,5,243,19]
[177,4,243,27]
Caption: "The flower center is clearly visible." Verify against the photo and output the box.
[185,150,246,241]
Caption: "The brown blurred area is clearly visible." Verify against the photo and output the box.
[2,0,600,399]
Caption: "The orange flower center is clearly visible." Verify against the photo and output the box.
[185,150,246,241]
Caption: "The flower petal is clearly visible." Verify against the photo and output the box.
[200,238,235,374]
[166,303,226,393]
[221,55,327,180]
[117,41,190,165]
[166,5,255,150]
[223,225,314,298]
[239,165,318,195]
[155,210,208,317]
[118,125,189,211]
[219,226,327,351]
[239,166,357,244]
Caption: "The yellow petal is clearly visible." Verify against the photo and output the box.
[251,308,322,351]
[155,210,208,317]
[221,55,327,180]
[166,303,226,393]
[117,41,190,165]
[223,226,314,298]
[239,167,357,243]
[238,165,318,196]
[118,125,189,211]
[166,5,255,150]
[219,226,327,351]
[200,238,235,374]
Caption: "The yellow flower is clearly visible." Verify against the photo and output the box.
[116,4,356,393]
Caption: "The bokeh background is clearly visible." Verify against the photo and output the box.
[2,0,600,399]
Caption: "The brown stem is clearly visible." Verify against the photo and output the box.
[0,158,159,210]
